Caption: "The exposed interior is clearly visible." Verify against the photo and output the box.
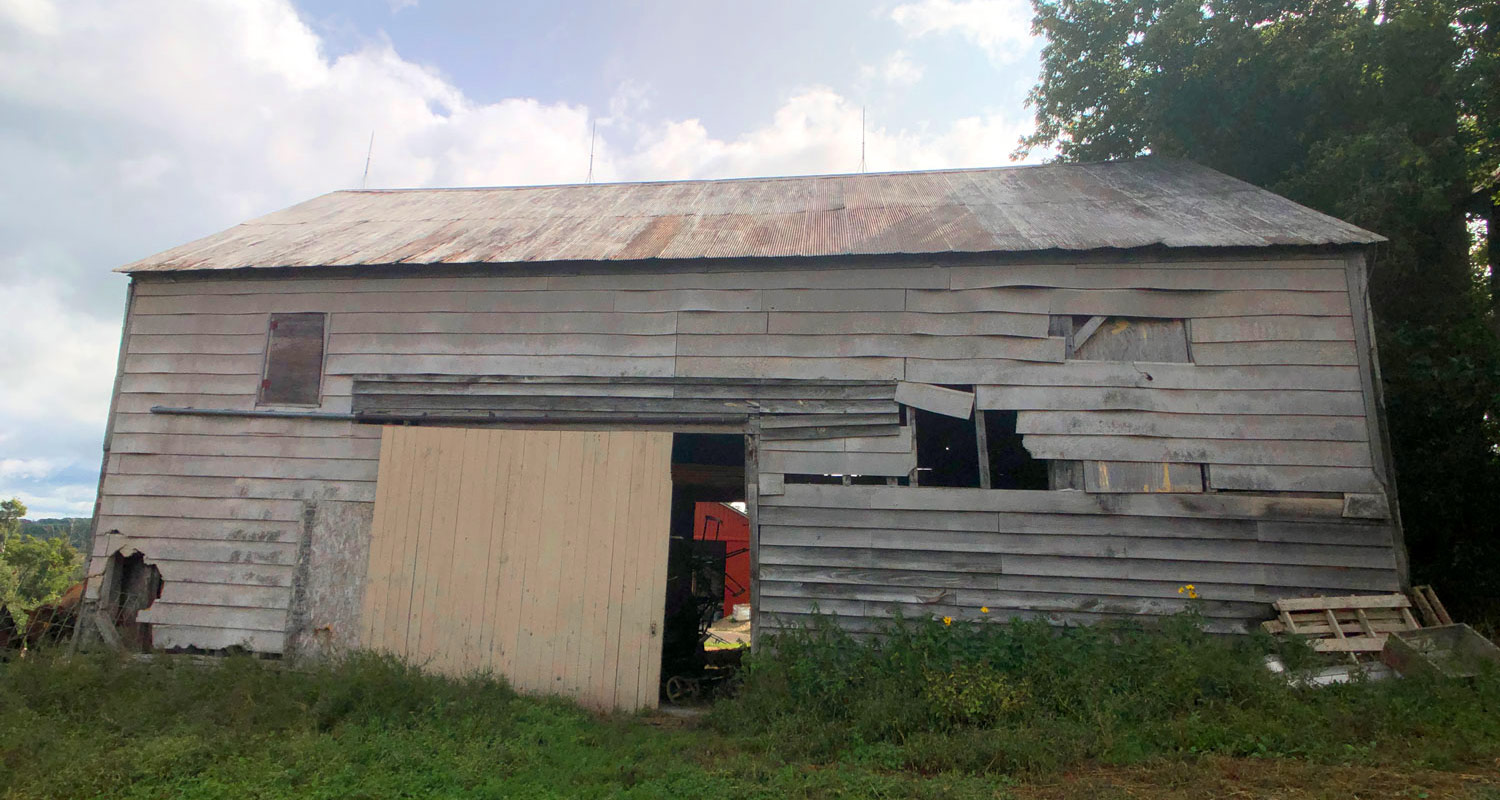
[661,432,748,704]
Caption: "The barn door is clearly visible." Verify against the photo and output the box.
[360,427,673,710]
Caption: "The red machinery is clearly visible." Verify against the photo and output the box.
[692,501,751,619]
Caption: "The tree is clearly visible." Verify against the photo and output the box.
[1022,0,1500,602]
[0,498,82,618]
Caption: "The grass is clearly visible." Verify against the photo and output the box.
[2,613,1499,799]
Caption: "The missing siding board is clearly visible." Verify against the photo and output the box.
[259,312,326,406]
[1068,316,1191,363]
[983,411,1049,490]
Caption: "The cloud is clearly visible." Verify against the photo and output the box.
[891,0,1035,64]
[0,0,1036,517]
[860,50,925,88]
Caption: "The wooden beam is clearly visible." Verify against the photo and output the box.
[1072,315,1107,351]
[895,382,974,419]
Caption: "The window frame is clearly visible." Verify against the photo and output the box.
[256,311,328,408]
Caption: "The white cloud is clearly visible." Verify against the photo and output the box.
[891,0,1035,64]
[0,458,63,482]
[860,50,925,88]
[0,0,1037,517]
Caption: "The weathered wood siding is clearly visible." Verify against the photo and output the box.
[88,251,1398,652]
[757,484,1399,633]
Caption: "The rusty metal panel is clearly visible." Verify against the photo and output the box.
[119,158,1384,273]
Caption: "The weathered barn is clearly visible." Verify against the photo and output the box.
[84,157,1401,709]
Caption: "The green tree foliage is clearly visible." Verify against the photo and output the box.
[0,499,82,615]
[1023,0,1500,601]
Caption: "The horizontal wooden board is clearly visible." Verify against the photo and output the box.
[124,353,265,376]
[760,413,901,429]
[92,534,297,565]
[110,432,381,460]
[1002,555,1399,592]
[1190,315,1356,343]
[612,289,761,312]
[760,483,1350,522]
[99,495,307,522]
[763,288,907,312]
[160,582,290,610]
[111,412,371,438]
[128,333,268,355]
[905,287,1047,313]
[103,473,377,503]
[1015,411,1367,442]
[139,602,287,632]
[120,374,263,395]
[547,265,951,291]
[1048,289,1351,318]
[111,454,379,481]
[1085,461,1203,493]
[151,625,285,653]
[1020,434,1374,467]
[132,290,618,316]
[133,558,296,587]
[931,362,1363,392]
[950,265,1349,291]
[676,334,1065,361]
[332,311,680,336]
[977,386,1367,416]
[1208,465,1384,493]
[135,273,550,296]
[328,332,677,358]
[759,505,999,533]
[674,356,905,380]
[1190,341,1358,366]
[762,427,913,453]
[768,311,1050,338]
[353,393,893,417]
[676,312,768,335]
[94,516,302,543]
[130,312,270,336]
[327,354,677,377]
[760,544,1007,574]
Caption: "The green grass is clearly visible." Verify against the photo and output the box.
[2,613,1498,799]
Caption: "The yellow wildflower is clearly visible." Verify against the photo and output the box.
[1177,584,1199,600]
[942,616,953,626]
[980,606,990,614]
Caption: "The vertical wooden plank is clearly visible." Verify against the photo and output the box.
[573,431,615,706]
[475,429,518,672]
[448,429,496,675]
[487,429,535,677]
[553,431,598,697]
[598,432,633,709]
[637,431,674,709]
[974,412,992,489]
[392,427,439,654]
[413,427,465,668]
[360,426,398,647]
[744,420,761,654]
[516,430,566,695]
[611,433,651,707]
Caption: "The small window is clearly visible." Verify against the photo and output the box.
[912,407,1047,490]
[259,312,326,405]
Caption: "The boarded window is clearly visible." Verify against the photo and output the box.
[1068,316,1191,362]
[259,313,326,405]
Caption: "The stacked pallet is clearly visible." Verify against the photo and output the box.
[1261,594,1421,652]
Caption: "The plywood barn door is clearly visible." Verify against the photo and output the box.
[361,427,674,710]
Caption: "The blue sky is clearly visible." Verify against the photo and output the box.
[0,0,1043,518]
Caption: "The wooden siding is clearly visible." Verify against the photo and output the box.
[757,484,1399,633]
[90,252,1396,653]
[361,427,673,710]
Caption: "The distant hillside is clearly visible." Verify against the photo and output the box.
[19,518,91,551]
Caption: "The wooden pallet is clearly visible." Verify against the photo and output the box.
[1261,594,1421,652]
[1409,585,1454,627]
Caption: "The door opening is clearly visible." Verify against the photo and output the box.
[660,432,749,704]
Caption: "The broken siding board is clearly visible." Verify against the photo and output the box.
[977,387,1367,416]
[1020,435,1374,467]
[1343,493,1392,520]
[1190,341,1359,366]
[1208,465,1384,493]
[152,625,285,653]
[676,333,1065,361]
[895,382,974,418]
[1048,289,1352,318]
[1189,315,1356,342]
[1016,411,1369,442]
[767,311,1050,338]
[1084,461,1204,493]
[760,450,916,477]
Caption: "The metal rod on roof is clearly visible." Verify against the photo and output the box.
[860,107,866,173]
[586,120,596,184]
[360,131,375,190]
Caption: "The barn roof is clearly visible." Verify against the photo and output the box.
[119,157,1382,273]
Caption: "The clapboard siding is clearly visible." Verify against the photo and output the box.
[97,252,1394,654]
[757,484,1399,633]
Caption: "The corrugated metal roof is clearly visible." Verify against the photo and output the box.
[119,157,1382,273]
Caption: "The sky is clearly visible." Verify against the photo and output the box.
[0,0,1046,519]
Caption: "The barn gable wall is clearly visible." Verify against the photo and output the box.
[87,250,1399,654]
